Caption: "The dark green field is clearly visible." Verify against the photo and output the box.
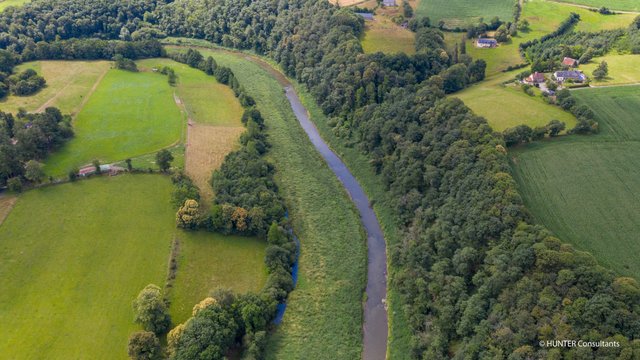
[511,85,640,279]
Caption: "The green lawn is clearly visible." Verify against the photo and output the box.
[169,231,268,325]
[581,54,640,86]
[416,0,514,28]
[165,42,367,359]
[44,66,183,176]
[453,70,577,131]
[510,85,640,280]
[361,15,416,54]
[0,175,174,360]
[552,0,640,12]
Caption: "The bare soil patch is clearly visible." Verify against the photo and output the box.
[0,195,17,226]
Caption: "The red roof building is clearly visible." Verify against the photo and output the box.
[562,57,578,67]
[525,72,546,84]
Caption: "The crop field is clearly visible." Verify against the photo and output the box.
[0,175,174,359]
[552,0,640,12]
[167,45,367,359]
[453,70,577,131]
[43,66,183,176]
[361,8,416,55]
[416,0,514,28]
[169,231,268,324]
[510,85,640,280]
[581,54,640,86]
[0,61,110,115]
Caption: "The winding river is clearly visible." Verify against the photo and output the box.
[282,85,389,360]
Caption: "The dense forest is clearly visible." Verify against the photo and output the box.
[0,0,638,358]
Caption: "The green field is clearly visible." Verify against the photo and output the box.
[166,43,367,359]
[511,85,640,280]
[0,0,29,12]
[44,66,183,176]
[361,8,416,55]
[0,174,268,359]
[138,58,243,126]
[454,70,577,131]
[581,54,640,86]
[0,61,110,115]
[416,0,514,28]
[552,0,640,12]
[169,231,268,324]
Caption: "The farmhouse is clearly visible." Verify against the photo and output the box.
[554,70,586,83]
[525,72,546,85]
[476,38,497,48]
[562,57,579,67]
[355,12,374,21]
[382,0,396,6]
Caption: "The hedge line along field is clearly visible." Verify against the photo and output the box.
[169,232,268,324]
[0,174,269,359]
[0,60,110,115]
[43,64,183,177]
[416,0,514,28]
[172,44,367,359]
[553,0,640,12]
[510,85,640,280]
[0,175,173,360]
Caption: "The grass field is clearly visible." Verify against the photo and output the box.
[165,43,367,359]
[0,175,174,359]
[43,66,183,176]
[453,70,577,131]
[0,61,110,115]
[361,7,416,55]
[581,54,640,86]
[511,85,640,280]
[169,231,268,324]
[552,0,640,12]
[0,174,269,358]
[416,0,514,28]
[0,0,29,12]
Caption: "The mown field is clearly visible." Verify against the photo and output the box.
[0,174,269,359]
[0,61,110,115]
[168,43,367,359]
[510,85,640,280]
[43,65,183,176]
[553,0,640,12]
[361,6,416,55]
[416,0,514,28]
[0,175,173,359]
[453,70,577,131]
[0,0,29,12]
[169,231,268,324]
[581,54,640,86]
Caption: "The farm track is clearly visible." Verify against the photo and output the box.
[545,0,640,14]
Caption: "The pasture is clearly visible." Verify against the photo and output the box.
[169,231,268,324]
[0,0,29,12]
[0,61,110,115]
[416,0,514,28]
[0,175,174,359]
[510,85,640,280]
[581,54,640,86]
[169,44,367,359]
[43,66,183,176]
[453,70,577,131]
[361,16,416,55]
[552,0,640,12]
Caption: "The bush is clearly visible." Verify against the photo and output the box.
[127,331,162,360]
[7,177,22,192]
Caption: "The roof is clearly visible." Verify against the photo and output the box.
[562,57,578,66]
[477,38,497,44]
[382,0,396,6]
[355,12,374,21]
[554,70,584,79]
[526,72,545,82]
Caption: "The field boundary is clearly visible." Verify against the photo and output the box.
[546,0,640,14]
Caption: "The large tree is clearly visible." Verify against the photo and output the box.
[132,284,171,334]
[127,331,162,360]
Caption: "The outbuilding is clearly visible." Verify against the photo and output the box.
[355,12,374,21]
[382,0,396,6]
[562,57,579,67]
[476,38,497,48]
[554,70,586,83]
[525,72,546,85]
